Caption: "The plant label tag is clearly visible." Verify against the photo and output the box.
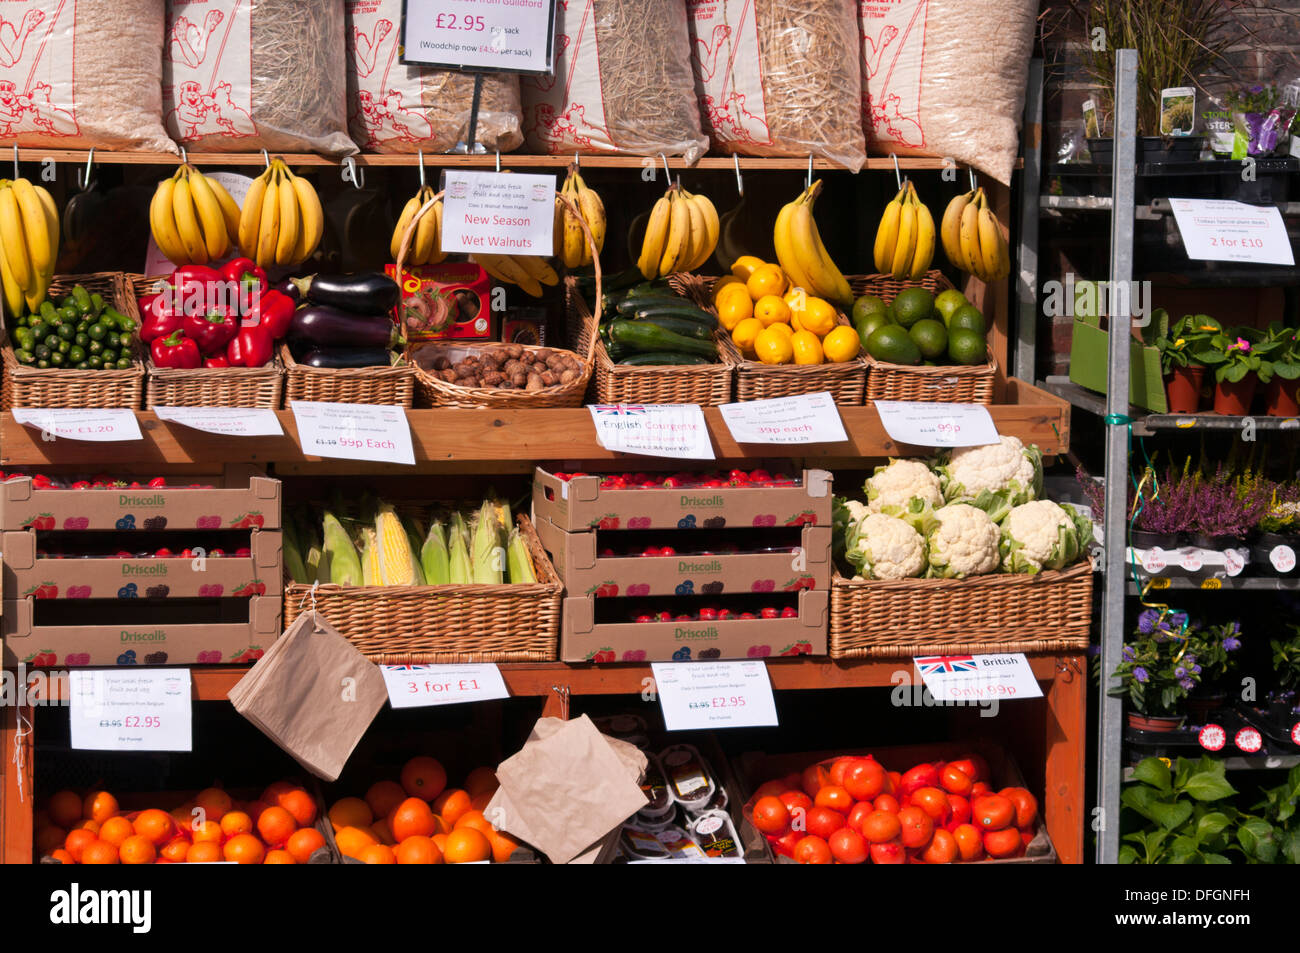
[913,653,1042,702]
[1270,545,1296,573]
[69,669,192,752]
[874,400,999,448]
[651,661,778,731]
[1169,198,1295,265]
[13,408,143,442]
[1179,550,1204,572]
[588,403,714,459]
[440,170,556,256]
[1234,727,1263,753]
[154,406,283,437]
[290,401,415,465]
[1222,549,1246,576]
[1140,548,1167,574]
[1198,724,1226,751]
[381,664,509,709]
[719,392,847,444]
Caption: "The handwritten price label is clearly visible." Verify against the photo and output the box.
[1222,549,1246,577]
[13,407,143,442]
[434,12,486,31]
[1169,198,1295,266]
[1140,549,1168,574]
[381,663,509,709]
[652,661,778,731]
[1271,545,1297,573]
[1179,550,1204,572]
[874,400,999,448]
[401,0,558,75]
[1198,724,1226,752]
[69,670,192,752]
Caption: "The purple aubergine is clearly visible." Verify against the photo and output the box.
[288,306,400,348]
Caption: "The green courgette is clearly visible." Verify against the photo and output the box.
[614,294,693,315]
[629,303,717,329]
[617,352,713,366]
[607,319,718,358]
[628,314,714,340]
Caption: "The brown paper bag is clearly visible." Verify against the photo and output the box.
[487,715,648,864]
[229,611,387,781]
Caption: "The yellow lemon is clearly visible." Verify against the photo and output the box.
[717,290,753,331]
[766,322,794,339]
[730,255,767,281]
[822,325,862,363]
[712,275,745,304]
[754,326,795,365]
[800,297,838,337]
[791,330,824,365]
[754,294,792,328]
[746,264,787,300]
[731,317,763,356]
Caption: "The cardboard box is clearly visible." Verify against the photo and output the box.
[0,465,280,532]
[386,261,491,341]
[535,515,830,597]
[533,466,833,533]
[1068,312,1167,414]
[2,530,282,600]
[2,595,281,667]
[561,588,828,663]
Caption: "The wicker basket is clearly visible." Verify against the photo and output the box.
[828,559,1094,660]
[281,343,415,407]
[674,273,865,405]
[282,514,560,663]
[1,273,144,410]
[851,272,998,404]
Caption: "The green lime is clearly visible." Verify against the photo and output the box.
[867,324,922,366]
[854,313,892,351]
[935,289,969,325]
[851,294,889,326]
[891,288,935,328]
[909,318,949,360]
[948,329,988,365]
[950,305,987,336]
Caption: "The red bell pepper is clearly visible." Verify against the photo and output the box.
[227,322,273,368]
[203,355,230,368]
[151,330,201,369]
[171,264,225,316]
[138,293,183,344]
[244,288,295,339]
[184,307,238,356]
[221,257,268,296]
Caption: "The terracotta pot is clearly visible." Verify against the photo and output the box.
[1264,375,1300,417]
[1187,692,1227,724]
[1127,712,1186,732]
[1165,364,1205,413]
[1213,372,1258,415]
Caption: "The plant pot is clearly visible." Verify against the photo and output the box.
[1251,531,1298,575]
[1186,691,1228,724]
[1086,136,1206,165]
[1213,372,1258,415]
[1131,528,1181,550]
[1264,375,1300,417]
[1128,712,1186,732]
[1267,691,1298,723]
[1190,533,1243,552]
[1165,364,1205,413]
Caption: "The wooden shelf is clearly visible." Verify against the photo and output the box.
[0,380,1069,468]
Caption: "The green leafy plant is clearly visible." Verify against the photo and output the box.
[1154,312,1221,375]
[1271,630,1300,691]
[1256,321,1300,385]
[1196,327,1279,383]
[1110,608,1202,715]
[1248,764,1300,864]
[1119,756,1238,863]
[1186,621,1242,687]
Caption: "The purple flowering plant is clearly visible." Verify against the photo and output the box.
[1192,463,1271,539]
[1188,621,1243,687]
[1110,607,1204,715]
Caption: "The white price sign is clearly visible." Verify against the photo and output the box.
[718,391,847,445]
[381,663,509,709]
[651,661,778,731]
[1169,198,1295,266]
[154,406,283,437]
[1270,545,1296,573]
[290,401,415,465]
[69,669,192,752]
[1139,548,1168,574]
[440,170,555,256]
[588,403,714,459]
[913,653,1043,702]
[874,400,999,448]
[13,407,142,442]
[401,0,558,74]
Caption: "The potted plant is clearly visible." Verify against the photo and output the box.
[1257,322,1300,417]
[1267,631,1300,725]
[1075,459,1195,550]
[1197,328,1272,415]
[1189,464,1270,550]
[1111,607,1202,731]
[1185,620,1242,721]
[1155,313,1220,412]
[1252,485,1300,573]
[1226,84,1298,158]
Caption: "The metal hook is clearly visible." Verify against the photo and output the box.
[179,146,188,168]
[417,148,425,189]
[495,150,501,173]
[968,166,977,191]
[806,154,813,190]
[891,153,902,190]
[11,144,17,180]
[76,147,94,191]
[573,151,579,170]
[343,155,364,189]
[659,152,670,182]
[262,149,271,169]
[733,154,743,197]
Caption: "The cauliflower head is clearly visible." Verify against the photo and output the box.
[865,459,943,514]
[1000,500,1092,574]
[924,503,1000,578]
[846,513,926,580]
[937,436,1043,522]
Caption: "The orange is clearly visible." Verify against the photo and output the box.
[897,806,934,849]
[261,781,296,805]
[80,840,119,865]
[359,844,396,865]
[400,756,448,801]
[983,827,1023,858]
[828,827,869,865]
[160,837,191,863]
[843,759,886,802]
[821,325,861,363]
[97,816,134,848]
[952,823,985,861]
[132,809,174,846]
[277,787,317,827]
[72,819,100,834]
[186,842,221,863]
[454,809,496,839]
[999,787,1038,829]
[717,289,754,331]
[256,806,297,847]
[36,825,67,856]
[432,832,449,854]
[264,849,296,864]
[286,827,327,864]
[223,833,266,865]
[83,791,119,825]
[194,787,232,821]
[171,805,197,830]
[753,294,791,328]
[49,848,76,866]
[364,780,407,820]
[730,316,763,356]
[244,800,269,822]
[813,785,853,814]
[49,790,83,829]
[872,793,900,815]
[869,839,906,864]
[790,329,824,365]
[334,826,378,860]
[972,794,1015,832]
[433,788,472,827]
[940,764,974,797]
[465,766,499,798]
[860,810,902,844]
[751,796,790,836]
[920,828,958,864]
[390,797,437,842]
[371,818,397,845]
[190,819,223,844]
[792,835,832,865]
[470,791,494,812]
[118,834,156,865]
[910,787,952,825]
[490,831,519,863]
[443,827,492,864]
[328,797,373,832]
[730,255,766,282]
[219,810,253,838]
[395,835,442,865]
[746,264,786,299]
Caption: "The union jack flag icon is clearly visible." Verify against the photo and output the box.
[914,655,978,675]
[594,405,646,415]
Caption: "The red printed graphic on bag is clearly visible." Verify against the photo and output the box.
[346,0,433,148]
[163,0,256,143]
[860,0,927,151]
[0,1,80,139]
[686,0,772,148]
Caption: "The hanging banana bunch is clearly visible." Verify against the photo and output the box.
[940,186,1010,283]
[0,176,60,317]
[470,251,560,298]
[392,185,446,266]
[236,158,325,270]
[772,179,853,307]
[148,164,240,268]
[872,179,936,282]
[555,166,606,269]
[636,182,719,280]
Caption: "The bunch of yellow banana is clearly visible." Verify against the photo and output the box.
[636,184,719,280]
[469,252,559,298]
[0,177,59,318]
[237,158,325,269]
[556,168,606,269]
[391,185,446,266]
[872,180,936,281]
[149,164,240,267]
[772,179,853,307]
[940,187,1010,283]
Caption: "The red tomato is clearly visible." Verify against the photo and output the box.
[828,828,869,865]
[899,763,940,798]
[792,835,832,864]
[869,839,905,864]
[843,758,887,801]
[803,806,846,840]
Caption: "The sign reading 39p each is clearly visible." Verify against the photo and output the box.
[440,170,556,256]
[401,0,558,74]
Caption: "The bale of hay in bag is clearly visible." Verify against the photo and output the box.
[164,0,357,155]
[3,0,175,153]
[686,0,866,171]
